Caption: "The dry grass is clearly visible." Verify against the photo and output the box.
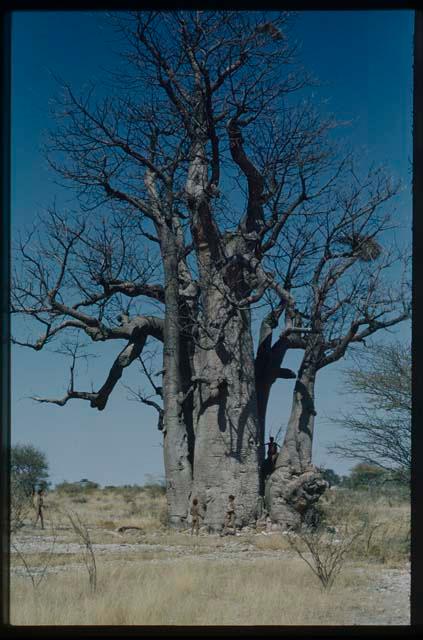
[40,486,410,561]
[252,533,291,552]
[46,486,167,532]
[11,552,81,568]
[319,488,410,567]
[11,556,379,626]
[10,484,410,625]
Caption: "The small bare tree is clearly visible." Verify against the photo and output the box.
[11,516,58,589]
[287,522,365,590]
[66,510,97,593]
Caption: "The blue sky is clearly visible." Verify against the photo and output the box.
[11,10,413,486]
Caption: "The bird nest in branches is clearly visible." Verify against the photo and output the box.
[337,233,382,262]
[255,22,284,41]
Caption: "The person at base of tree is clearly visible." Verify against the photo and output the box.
[262,437,280,475]
[221,494,236,535]
[190,497,203,536]
[266,437,279,465]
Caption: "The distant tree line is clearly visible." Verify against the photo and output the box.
[320,462,409,490]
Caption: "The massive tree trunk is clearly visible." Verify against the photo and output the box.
[191,300,261,530]
[161,230,193,526]
[181,115,265,528]
[189,232,262,529]
[266,354,328,529]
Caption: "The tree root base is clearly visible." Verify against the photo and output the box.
[265,466,328,531]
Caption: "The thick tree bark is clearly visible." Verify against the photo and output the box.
[277,367,316,473]
[190,284,261,530]
[266,357,327,529]
[255,319,284,446]
[161,230,193,526]
[186,230,260,529]
[254,308,297,495]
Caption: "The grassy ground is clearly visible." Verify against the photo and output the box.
[11,557,388,626]
[10,484,410,626]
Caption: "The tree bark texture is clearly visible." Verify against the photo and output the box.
[161,230,193,526]
[266,358,328,529]
[191,294,261,530]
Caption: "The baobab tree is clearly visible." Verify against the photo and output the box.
[12,11,410,529]
[262,173,410,527]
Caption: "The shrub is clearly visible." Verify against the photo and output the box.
[55,482,81,495]
[319,468,341,487]
[10,443,50,531]
[287,521,365,589]
[10,476,33,532]
[11,443,50,496]
[349,463,387,489]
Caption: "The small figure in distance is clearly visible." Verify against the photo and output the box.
[266,437,279,466]
[190,497,204,536]
[33,487,45,530]
[263,436,280,475]
[221,494,236,536]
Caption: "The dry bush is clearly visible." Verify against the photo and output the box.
[286,523,365,590]
[66,510,97,593]
[10,478,33,532]
[11,517,58,589]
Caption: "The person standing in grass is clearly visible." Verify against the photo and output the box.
[190,497,203,536]
[33,488,45,529]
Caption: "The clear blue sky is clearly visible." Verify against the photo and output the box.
[11,10,413,486]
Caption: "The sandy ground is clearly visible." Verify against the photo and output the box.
[347,566,410,625]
